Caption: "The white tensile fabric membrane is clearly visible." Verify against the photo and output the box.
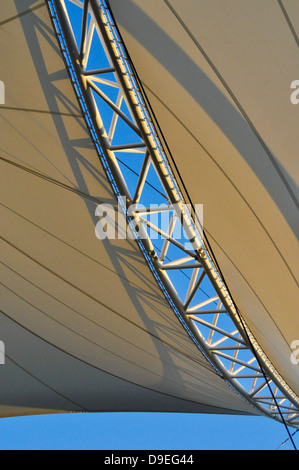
[0,1,257,417]
[107,0,299,396]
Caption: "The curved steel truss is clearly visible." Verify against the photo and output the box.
[46,0,299,428]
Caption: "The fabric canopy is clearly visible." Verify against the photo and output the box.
[108,0,299,398]
[0,1,257,418]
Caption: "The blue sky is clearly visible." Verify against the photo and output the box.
[0,410,298,450]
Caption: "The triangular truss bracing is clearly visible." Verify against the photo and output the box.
[47,0,299,429]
